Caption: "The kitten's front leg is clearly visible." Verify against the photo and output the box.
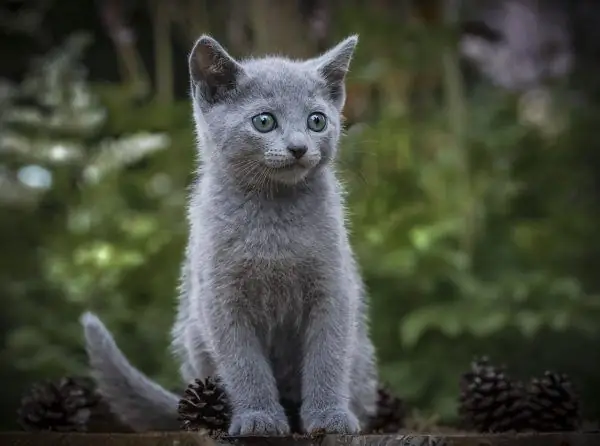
[300,277,360,434]
[202,285,289,436]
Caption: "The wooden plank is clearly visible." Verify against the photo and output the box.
[1,432,599,446]
[0,432,215,446]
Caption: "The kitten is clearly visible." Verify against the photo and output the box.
[81,34,377,436]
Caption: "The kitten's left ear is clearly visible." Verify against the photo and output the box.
[309,35,359,109]
[188,35,245,105]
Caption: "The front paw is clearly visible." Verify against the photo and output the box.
[302,407,360,434]
[228,410,290,436]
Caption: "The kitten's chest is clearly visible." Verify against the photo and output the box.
[240,257,315,325]
[200,185,341,319]
[234,205,329,262]
[229,209,334,320]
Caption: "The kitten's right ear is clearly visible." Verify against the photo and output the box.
[308,35,359,110]
[188,35,244,104]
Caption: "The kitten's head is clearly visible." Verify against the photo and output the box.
[188,35,358,186]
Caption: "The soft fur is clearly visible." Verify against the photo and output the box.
[82,34,377,436]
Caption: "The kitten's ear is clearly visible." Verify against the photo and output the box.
[310,35,359,109]
[189,35,244,104]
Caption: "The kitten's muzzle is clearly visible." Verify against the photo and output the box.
[287,145,308,159]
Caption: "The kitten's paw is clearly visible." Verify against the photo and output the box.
[228,411,290,436]
[302,407,361,434]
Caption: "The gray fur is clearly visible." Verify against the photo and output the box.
[80,313,180,431]
[82,34,377,436]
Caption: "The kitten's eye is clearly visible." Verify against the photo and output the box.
[307,112,327,132]
[252,113,277,133]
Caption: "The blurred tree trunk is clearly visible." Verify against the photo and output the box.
[407,0,444,130]
[226,0,254,55]
[98,0,150,100]
[298,0,332,52]
[247,0,318,57]
[149,0,173,104]
[170,0,215,47]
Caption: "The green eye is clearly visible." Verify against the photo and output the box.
[252,113,277,133]
[307,112,327,132]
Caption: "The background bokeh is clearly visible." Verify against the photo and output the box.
[2,0,600,430]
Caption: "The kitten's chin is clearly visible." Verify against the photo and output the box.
[267,165,311,185]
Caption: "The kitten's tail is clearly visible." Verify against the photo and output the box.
[80,312,180,432]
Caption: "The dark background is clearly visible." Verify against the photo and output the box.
[2,0,600,431]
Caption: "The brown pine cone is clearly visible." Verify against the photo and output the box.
[368,385,406,433]
[458,357,529,433]
[17,377,100,432]
[178,376,230,435]
[526,371,581,432]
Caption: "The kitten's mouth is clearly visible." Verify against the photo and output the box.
[266,161,308,171]
[275,163,303,170]
[263,160,313,185]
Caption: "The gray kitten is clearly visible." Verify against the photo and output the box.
[81,34,377,436]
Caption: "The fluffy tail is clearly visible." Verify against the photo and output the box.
[80,312,180,432]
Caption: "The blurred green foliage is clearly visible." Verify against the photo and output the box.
[2,12,600,431]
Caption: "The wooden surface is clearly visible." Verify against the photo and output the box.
[2,432,600,446]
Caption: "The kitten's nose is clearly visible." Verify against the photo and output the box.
[287,145,308,159]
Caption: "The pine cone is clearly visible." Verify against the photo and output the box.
[458,357,528,433]
[17,376,101,432]
[178,377,304,434]
[178,376,231,434]
[527,371,581,432]
[368,385,406,433]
